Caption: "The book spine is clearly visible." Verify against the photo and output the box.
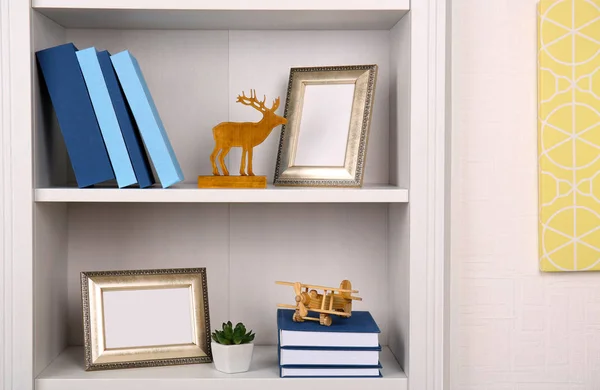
[97,50,155,188]
[280,345,382,351]
[110,50,184,188]
[36,43,115,188]
[76,47,137,188]
[280,364,382,368]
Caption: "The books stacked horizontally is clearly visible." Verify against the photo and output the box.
[36,43,183,189]
[277,309,381,378]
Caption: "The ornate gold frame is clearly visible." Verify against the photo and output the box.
[274,65,378,187]
[81,268,211,371]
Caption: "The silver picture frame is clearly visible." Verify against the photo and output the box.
[273,65,378,187]
[81,268,211,371]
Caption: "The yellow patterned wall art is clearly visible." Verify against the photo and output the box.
[539,0,600,271]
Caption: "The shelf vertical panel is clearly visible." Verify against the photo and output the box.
[388,11,411,374]
[32,12,71,378]
[34,204,69,376]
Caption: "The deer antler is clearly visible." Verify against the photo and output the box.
[237,90,268,112]
[237,90,281,113]
[271,97,281,112]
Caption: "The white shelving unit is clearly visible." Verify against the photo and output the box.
[0,1,450,390]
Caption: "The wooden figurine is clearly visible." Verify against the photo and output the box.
[275,280,362,326]
[198,90,287,189]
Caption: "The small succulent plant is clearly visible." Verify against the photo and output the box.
[212,321,255,345]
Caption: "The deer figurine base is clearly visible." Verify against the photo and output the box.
[197,175,267,189]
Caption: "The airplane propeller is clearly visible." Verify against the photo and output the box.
[294,282,308,317]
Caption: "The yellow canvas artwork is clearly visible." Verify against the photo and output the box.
[539,0,600,271]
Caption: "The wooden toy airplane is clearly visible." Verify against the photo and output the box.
[275,280,362,326]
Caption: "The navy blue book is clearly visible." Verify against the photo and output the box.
[36,43,115,188]
[96,50,155,188]
[277,309,380,348]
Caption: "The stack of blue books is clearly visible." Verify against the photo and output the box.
[277,309,382,378]
[36,43,183,189]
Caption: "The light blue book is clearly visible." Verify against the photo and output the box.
[110,50,183,188]
[76,47,137,188]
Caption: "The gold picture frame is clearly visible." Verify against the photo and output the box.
[81,268,211,371]
[273,65,378,187]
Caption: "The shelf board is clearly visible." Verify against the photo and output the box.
[32,0,409,30]
[36,346,407,390]
[35,184,409,203]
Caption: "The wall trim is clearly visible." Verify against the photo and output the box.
[1,0,12,388]
[428,0,450,387]
[1,0,33,389]
[443,0,453,389]
[409,0,450,389]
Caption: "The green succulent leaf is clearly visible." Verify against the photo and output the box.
[235,323,246,335]
[218,334,231,345]
[233,328,243,340]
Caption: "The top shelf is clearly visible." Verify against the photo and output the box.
[32,0,410,30]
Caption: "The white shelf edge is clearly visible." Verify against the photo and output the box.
[32,0,409,11]
[35,185,409,204]
[36,346,407,390]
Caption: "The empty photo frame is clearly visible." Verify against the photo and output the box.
[81,268,211,370]
[274,65,378,187]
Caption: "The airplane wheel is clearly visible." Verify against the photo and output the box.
[293,312,304,322]
[319,313,332,326]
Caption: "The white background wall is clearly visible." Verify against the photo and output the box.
[453,0,600,389]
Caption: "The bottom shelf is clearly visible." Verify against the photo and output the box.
[36,346,407,390]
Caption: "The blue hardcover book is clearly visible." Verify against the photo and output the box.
[277,309,380,348]
[76,47,137,188]
[279,363,382,378]
[96,50,155,188]
[110,50,183,188]
[36,43,115,188]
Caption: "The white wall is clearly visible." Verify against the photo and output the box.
[453,0,600,389]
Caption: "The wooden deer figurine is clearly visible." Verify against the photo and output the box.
[210,90,287,177]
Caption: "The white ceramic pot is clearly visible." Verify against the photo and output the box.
[211,341,254,374]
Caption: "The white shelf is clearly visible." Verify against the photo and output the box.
[32,0,409,30]
[35,184,409,203]
[36,346,407,390]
